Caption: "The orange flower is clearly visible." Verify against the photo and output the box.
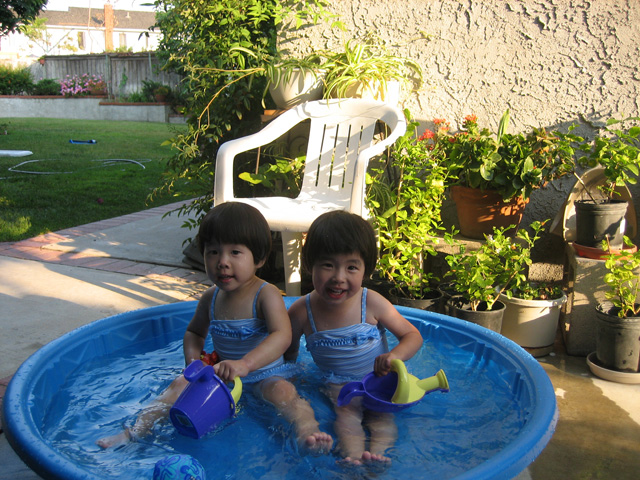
[419,129,435,141]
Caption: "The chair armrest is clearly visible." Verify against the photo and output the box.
[349,114,407,216]
[214,108,309,204]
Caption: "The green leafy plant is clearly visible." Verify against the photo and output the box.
[32,78,60,95]
[238,148,305,198]
[320,36,423,100]
[444,220,559,310]
[0,65,33,95]
[1,0,47,36]
[266,53,325,90]
[602,235,640,317]
[368,111,448,299]
[231,48,326,103]
[126,91,147,103]
[572,117,640,202]
[19,16,77,55]
[153,85,170,97]
[427,110,575,201]
[149,0,337,225]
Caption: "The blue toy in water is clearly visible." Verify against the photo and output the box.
[169,360,242,439]
[153,454,206,480]
[69,139,97,144]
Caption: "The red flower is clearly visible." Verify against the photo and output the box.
[419,129,435,141]
[464,114,477,123]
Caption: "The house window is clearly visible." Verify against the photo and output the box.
[77,32,85,50]
[119,33,126,49]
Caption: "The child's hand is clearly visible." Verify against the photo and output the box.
[373,353,396,376]
[214,359,250,383]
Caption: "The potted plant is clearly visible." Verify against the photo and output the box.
[153,85,170,102]
[569,117,640,249]
[265,54,326,109]
[442,228,507,332]
[425,110,575,238]
[367,112,448,309]
[320,36,422,104]
[494,220,567,355]
[444,220,567,337]
[593,235,640,373]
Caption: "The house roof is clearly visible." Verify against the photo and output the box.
[40,7,156,30]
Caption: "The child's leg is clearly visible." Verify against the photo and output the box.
[361,409,397,463]
[96,375,189,448]
[258,376,332,454]
[326,383,368,464]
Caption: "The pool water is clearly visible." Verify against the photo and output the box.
[39,318,526,480]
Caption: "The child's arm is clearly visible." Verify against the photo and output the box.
[284,297,305,362]
[214,283,292,382]
[368,290,423,376]
[182,287,215,366]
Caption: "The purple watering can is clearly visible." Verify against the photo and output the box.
[169,360,242,439]
[337,359,449,413]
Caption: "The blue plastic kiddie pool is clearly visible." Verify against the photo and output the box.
[2,299,557,480]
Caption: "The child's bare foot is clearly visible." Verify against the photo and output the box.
[298,430,333,454]
[96,428,132,449]
[361,450,391,465]
[339,451,391,467]
[338,456,364,466]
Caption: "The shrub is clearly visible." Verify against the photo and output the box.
[127,91,147,103]
[0,65,34,95]
[140,79,163,102]
[32,78,61,95]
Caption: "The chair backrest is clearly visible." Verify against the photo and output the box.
[214,99,406,214]
[294,99,406,215]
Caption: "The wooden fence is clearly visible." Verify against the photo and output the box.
[30,52,182,97]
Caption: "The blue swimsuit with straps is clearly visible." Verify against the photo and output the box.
[304,288,389,383]
[208,283,298,384]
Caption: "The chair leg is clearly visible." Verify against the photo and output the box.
[281,231,302,297]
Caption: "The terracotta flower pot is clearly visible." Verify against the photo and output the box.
[451,185,528,239]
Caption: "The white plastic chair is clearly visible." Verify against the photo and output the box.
[214,98,407,295]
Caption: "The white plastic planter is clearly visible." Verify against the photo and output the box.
[268,69,324,109]
[499,292,567,350]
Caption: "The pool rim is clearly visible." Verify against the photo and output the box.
[2,300,558,480]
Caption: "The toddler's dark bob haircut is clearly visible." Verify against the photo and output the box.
[302,210,377,277]
[197,202,271,265]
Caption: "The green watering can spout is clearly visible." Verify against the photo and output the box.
[390,359,449,404]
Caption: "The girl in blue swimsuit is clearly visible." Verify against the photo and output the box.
[98,202,332,454]
[286,211,423,466]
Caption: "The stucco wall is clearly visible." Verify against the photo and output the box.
[286,0,640,273]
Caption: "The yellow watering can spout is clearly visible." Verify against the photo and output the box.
[390,359,449,404]
[230,376,243,405]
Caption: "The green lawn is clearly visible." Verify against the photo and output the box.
[0,118,192,242]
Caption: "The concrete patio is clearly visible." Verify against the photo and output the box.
[0,200,638,479]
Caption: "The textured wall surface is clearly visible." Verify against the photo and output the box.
[285,0,640,272]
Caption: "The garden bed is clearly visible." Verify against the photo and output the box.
[0,96,177,123]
